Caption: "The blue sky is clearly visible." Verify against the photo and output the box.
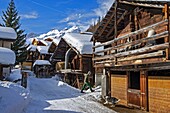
[0,0,113,34]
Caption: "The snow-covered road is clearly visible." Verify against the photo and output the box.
[22,76,116,113]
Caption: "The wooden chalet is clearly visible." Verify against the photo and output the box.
[93,0,170,112]
[51,33,94,88]
[0,26,17,80]
[48,39,59,53]
[23,45,38,70]
[33,60,51,78]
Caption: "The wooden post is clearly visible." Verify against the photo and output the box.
[140,71,148,111]
[164,3,170,60]
[107,69,111,97]
[79,55,83,71]
[114,0,118,65]
[92,36,96,66]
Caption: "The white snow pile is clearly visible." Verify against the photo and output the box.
[0,47,16,65]
[33,60,51,67]
[63,33,93,54]
[22,75,116,113]
[7,69,22,82]
[0,81,30,113]
[0,26,17,40]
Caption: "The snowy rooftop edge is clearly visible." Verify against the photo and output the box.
[33,60,51,67]
[62,33,93,54]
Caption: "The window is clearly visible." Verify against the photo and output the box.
[128,71,140,90]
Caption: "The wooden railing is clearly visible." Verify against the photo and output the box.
[93,19,169,67]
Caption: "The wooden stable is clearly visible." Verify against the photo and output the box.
[51,37,94,88]
[93,0,170,112]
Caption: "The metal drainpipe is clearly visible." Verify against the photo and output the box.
[65,48,72,69]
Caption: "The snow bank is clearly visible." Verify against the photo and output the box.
[0,81,30,113]
[0,26,17,40]
[33,60,51,67]
[0,47,16,65]
[7,69,22,82]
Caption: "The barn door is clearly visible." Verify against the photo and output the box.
[127,71,148,110]
[127,71,141,107]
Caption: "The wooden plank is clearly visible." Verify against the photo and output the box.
[97,4,115,37]
[94,43,168,61]
[93,19,168,48]
[116,57,165,66]
[118,50,165,62]
[93,54,114,61]
[164,4,170,60]
[114,43,169,58]
[94,31,168,54]
[106,10,129,38]
[140,72,148,110]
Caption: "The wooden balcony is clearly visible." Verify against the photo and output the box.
[93,19,170,69]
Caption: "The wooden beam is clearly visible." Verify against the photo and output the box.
[114,43,169,58]
[97,6,115,37]
[94,31,168,54]
[93,19,168,48]
[117,50,165,62]
[164,3,170,60]
[116,57,166,67]
[93,54,114,61]
[93,43,169,61]
[106,10,128,38]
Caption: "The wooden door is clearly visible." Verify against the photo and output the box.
[127,71,148,110]
[127,71,141,108]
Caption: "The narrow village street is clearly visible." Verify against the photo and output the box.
[22,76,116,113]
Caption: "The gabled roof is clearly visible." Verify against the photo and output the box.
[93,0,167,42]
[0,26,17,41]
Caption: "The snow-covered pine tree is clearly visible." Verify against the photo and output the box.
[1,0,28,64]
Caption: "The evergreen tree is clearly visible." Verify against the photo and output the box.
[1,0,28,64]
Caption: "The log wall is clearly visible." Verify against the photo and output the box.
[148,76,170,113]
[111,74,127,106]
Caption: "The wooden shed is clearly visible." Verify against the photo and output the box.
[51,33,95,88]
[33,60,51,78]
[93,0,170,112]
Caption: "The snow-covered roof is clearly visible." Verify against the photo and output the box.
[0,26,17,40]
[39,40,48,46]
[62,33,93,54]
[37,46,50,54]
[53,38,60,45]
[27,45,37,51]
[0,47,15,65]
[33,60,51,67]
